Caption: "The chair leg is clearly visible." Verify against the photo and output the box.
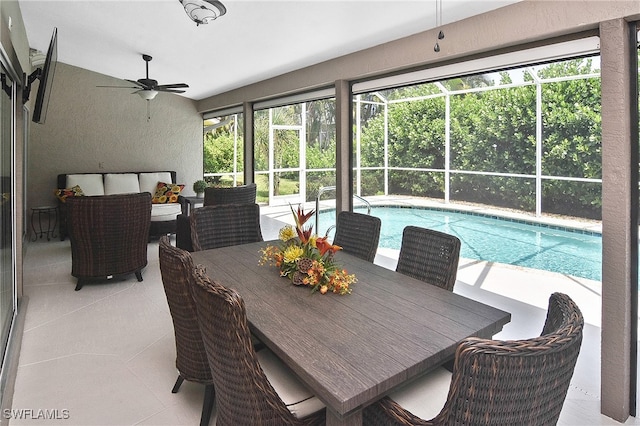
[171,375,184,393]
[135,271,143,282]
[75,279,84,291]
[200,384,215,426]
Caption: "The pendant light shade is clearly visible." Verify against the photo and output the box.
[179,0,227,26]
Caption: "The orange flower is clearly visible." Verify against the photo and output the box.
[315,236,342,257]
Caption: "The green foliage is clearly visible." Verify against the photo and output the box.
[357,58,603,219]
[203,115,244,184]
[206,58,604,219]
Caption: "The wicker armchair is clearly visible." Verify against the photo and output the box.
[189,266,326,426]
[158,237,214,426]
[65,193,151,291]
[190,203,263,252]
[363,292,584,426]
[332,211,381,263]
[176,183,257,251]
[396,226,461,292]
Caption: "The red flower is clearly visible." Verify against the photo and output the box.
[291,205,315,243]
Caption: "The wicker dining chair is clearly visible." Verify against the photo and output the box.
[204,182,257,206]
[332,211,381,263]
[189,266,326,426]
[396,226,461,292]
[363,292,584,426]
[158,236,214,426]
[190,203,263,252]
[176,184,257,251]
[65,192,151,291]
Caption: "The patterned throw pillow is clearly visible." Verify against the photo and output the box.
[152,182,185,204]
[54,185,84,202]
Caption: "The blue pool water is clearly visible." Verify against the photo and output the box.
[316,206,602,281]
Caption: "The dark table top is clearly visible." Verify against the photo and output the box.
[191,241,511,424]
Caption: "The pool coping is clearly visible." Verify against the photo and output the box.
[300,195,602,236]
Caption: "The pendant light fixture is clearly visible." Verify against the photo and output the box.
[434,0,444,52]
[179,0,227,26]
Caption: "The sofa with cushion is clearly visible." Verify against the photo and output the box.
[56,171,184,240]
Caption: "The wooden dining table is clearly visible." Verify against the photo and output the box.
[191,241,511,426]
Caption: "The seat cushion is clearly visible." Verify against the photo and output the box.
[139,172,173,195]
[104,173,140,195]
[257,348,325,419]
[66,174,105,196]
[387,366,451,421]
[151,203,182,222]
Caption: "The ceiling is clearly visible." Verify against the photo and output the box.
[19,0,521,101]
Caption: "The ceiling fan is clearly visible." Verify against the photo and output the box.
[98,54,189,101]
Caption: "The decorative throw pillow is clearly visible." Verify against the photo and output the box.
[152,182,185,204]
[54,185,84,202]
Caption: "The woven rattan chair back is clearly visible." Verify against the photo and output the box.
[332,211,381,263]
[396,226,461,291]
[364,292,584,426]
[66,193,151,290]
[190,203,263,251]
[158,236,214,426]
[189,266,325,426]
[204,183,257,206]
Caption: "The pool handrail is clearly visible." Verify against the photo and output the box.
[315,186,372,237]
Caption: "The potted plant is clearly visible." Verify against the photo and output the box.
[193,180,207,198]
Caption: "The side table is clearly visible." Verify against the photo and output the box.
[31,206,58,241]
[182,196,204,215]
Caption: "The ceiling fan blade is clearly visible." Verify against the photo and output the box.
[125,79,147,89]
[96,85,140,89]
[157,88,187,94]
[156,83,189,89]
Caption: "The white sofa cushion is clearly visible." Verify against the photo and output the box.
[104,173,140,195]
[150,203,182,222]
[66,174,105,196]
[139,172,173,196]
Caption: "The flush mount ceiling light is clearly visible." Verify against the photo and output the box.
[179,0,227,26]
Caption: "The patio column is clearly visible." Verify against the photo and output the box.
[243,101,255,185]
[335,79,352,213]
[600,18,638,422]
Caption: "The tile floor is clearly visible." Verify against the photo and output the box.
[9,211,640,425]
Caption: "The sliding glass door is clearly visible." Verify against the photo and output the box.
[0,61,15,375]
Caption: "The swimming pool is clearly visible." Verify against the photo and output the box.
[316,206,602,282]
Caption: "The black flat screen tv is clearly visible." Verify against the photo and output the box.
[32,27,57,124]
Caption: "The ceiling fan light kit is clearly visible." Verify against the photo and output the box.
[179,0,227,26]
[137,90,158,100]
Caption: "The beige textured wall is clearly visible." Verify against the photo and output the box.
[27,62,203,211]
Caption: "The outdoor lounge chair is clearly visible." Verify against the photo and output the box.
[66,192,151,290]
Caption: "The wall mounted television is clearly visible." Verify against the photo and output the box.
[31,27,57,124]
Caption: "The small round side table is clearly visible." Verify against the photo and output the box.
[31,206,58,241]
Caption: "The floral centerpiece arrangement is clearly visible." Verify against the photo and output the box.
[259,206,356,295]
